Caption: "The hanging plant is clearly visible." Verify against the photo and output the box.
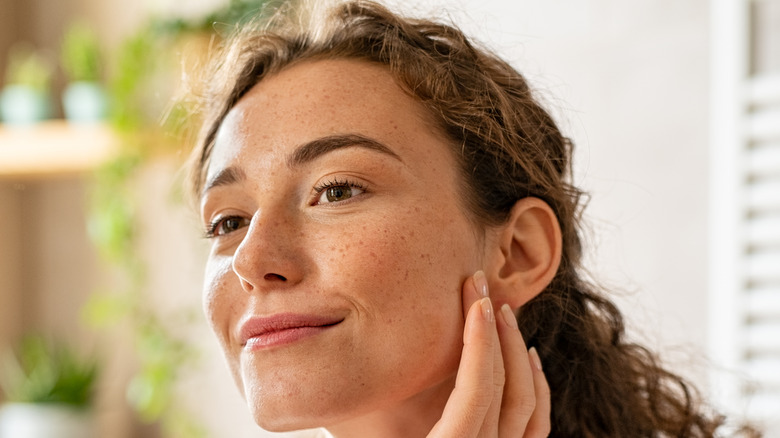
[83,2,289,437]
[84,22,204,438]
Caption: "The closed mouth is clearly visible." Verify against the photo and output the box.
[238,313,345,348]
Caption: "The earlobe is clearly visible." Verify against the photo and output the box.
[486,198,562,308]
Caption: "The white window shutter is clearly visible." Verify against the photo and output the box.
[742,71,780,426]
[711,0,780,434]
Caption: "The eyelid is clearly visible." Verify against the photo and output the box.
[204,214,250,239]
[311,177,368,206]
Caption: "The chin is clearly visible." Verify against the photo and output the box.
[245,385,342,432]
[254,416,311,433]
[250,401,336,433]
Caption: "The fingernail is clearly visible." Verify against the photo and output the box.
[480,297,494,322]
[529,347,543,371]
[473,270,488,298]
[500,304,518,329]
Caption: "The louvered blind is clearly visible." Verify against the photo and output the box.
[742,73,780,423]
[710,0,780,434]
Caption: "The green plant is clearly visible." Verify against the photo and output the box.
[84,20,204,438]
[81,2,288,436]
[60,22,102,83]
[0,336,98,408]
[156,0,283,34]
[4,44,53,91]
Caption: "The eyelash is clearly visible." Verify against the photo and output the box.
[312,178,367,203]
[204,215,248,239]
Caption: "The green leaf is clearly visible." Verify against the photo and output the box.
[60,22,103,82]
[0,336,97,407]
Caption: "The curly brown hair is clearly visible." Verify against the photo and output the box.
[187,1,732,436]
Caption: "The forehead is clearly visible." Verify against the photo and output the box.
[207,59,450,180]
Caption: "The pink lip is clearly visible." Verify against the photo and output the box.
[238,313,344,350]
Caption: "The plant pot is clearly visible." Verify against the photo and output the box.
[0,85,51,125]
[0,403,93,438]
[62,81,107,123]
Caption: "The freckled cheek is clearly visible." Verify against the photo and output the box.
[314,223,405,291]
[203,255,248,394]
[312,213,465,316]
[203,256,239,347]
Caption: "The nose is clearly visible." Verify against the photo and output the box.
[231,211,305,292]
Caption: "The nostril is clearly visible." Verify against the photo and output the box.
[263,273,287,281]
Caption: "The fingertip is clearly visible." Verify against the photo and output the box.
[473,270,488,298]
[525,346,552,436]
[463,296,494,342]
[499,303,519,329]
[461,270,488,321]
[529,346,543,371]
[479,296,494,323]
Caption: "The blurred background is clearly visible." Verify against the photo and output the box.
[0,0,777,437]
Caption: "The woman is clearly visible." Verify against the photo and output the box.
[187,1,726,436]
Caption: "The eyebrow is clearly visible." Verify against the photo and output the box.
[202,134,402,196]
[287,134,402,168]
[202,166,246,195]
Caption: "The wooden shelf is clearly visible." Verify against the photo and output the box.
[0,120,117,178]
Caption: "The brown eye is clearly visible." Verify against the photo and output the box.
[326,185,352,202]
[209,216,249,237]
[316,183,364,204]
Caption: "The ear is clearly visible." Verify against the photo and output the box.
[485,197,562,308]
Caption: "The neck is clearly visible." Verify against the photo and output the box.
[324,374,455,438]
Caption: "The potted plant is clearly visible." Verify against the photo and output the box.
[60,22,108,123]
[0,44,53,125]
[0,335,98,438]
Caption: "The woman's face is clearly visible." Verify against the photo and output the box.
[201,59,488,431]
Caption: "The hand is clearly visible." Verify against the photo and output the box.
[427,271,551,437]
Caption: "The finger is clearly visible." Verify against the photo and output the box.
[496,304,537,437]
[523,347,551,437]
[479,278,504,438]
[462,270,488,319]
[429,295,495,438]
